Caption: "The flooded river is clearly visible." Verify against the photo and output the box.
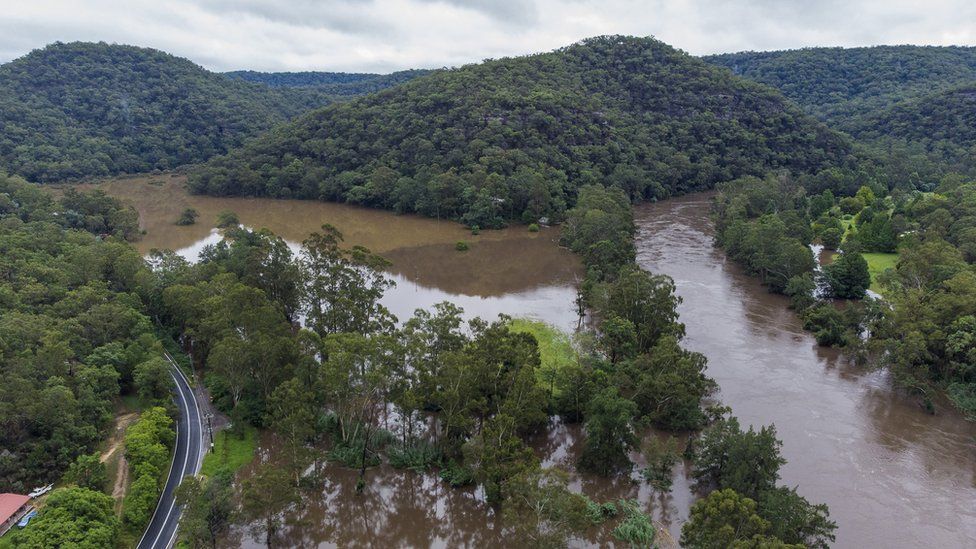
[635,194,976,548]
[97,177,975,547]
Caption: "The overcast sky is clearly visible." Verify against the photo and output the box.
[2,0,975,73]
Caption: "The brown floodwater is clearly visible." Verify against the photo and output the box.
[86,175,583,332]
[94,177,976,547]
[634,194,976,548]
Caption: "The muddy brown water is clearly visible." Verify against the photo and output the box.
[634,194,976,548]
[88,175,583,332]
[95,178,975,547]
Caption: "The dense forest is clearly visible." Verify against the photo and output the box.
[705,46,976,181]
[704,45,976,124]
[0,43,414,183]
[224,69,431,95]
[189,36,855,227]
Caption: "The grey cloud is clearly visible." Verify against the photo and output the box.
[0,0,974,72]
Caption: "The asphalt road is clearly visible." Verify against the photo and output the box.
[136,353,204,549]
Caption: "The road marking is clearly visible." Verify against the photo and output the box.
[163,360,204,549]
[137,351,203,549]
[134,369,183,549]
[145,369,192,549]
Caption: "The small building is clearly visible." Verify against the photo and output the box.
[0,493,32,536]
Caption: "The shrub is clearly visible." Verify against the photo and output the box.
[528,223,540,232]
[455,241,469,251]
[123,473,160,530]
[387,440,441,472]
[216,210,240,228]
[175,208,199,225]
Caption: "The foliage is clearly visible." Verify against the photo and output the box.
[240,462,300,546]
[578,387,639,475]
[122,406,175,531]
[688,416,836,547]
[63,452,108,492]
[643,436,680,492]
[501,468,592,548]
[692,417,785,499]
[224,68,429,94]
[560,184,635,282]
[707,46,976,181]
[801,303,850,347]
[190,36,853,222]
[852,182,976,414]
[134,356,173,402]
[714,174,816,294]
[619,336,716,430]
[0,174,158,491]
[463,414,539,503]
[680,488,794,549]
[758,486,837,549]
[706,45,976,124]
[824,250,871,299]
[175,471,234,549]
[176,208,199,226]
[611,499,657,548]
[6,487,119,548]
[0,42,345,182]
[455,240,469,251]
[215,210,239,228]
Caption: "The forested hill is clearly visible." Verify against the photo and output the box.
[224,69,431,95]
[703,45,976,125]
[189,36,855,228]
[0,42,339,182]
[843,83,976,173]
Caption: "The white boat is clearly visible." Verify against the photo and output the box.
[27,484,52,498]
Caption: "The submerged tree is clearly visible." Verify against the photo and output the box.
[579,387,638,475]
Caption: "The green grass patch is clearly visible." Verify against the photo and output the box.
[509,318,577,396]
[840,217,855,242]
[200,427,258,477]
[862,252,898,293]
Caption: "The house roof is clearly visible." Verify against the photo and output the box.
[0,493,30,523]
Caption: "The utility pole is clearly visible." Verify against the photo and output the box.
[205,413,215,453]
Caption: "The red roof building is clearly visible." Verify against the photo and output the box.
[0,493,32,536]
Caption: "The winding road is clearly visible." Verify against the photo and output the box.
[136,352,204,549]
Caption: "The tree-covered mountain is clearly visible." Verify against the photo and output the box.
[0,42,380,182]
[190,36,855,227]
[224,69,431,95]
[844,83,976,173]
[705,46,976,182]
[704,45,976,125]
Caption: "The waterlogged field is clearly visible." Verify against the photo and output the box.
[79,174,584,331]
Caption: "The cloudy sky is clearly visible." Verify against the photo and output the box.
[2,0,975,73]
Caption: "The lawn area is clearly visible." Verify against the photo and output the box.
[862,252,899,293]
[200,427,258,477]
[509,318,577,396]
